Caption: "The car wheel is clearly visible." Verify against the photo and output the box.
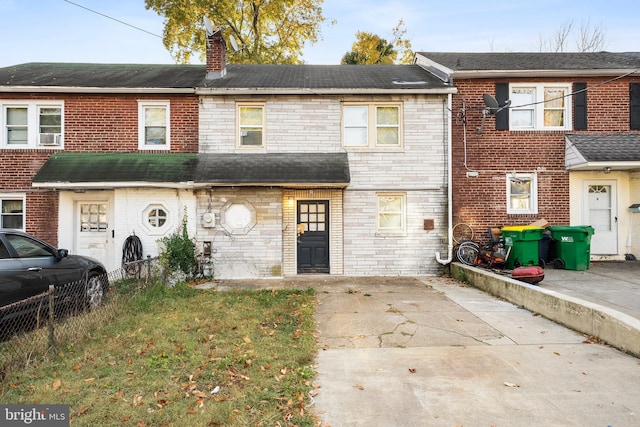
[85,273,106,310]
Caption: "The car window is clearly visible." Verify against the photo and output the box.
[5,234,55,258]
[0,240,10,258]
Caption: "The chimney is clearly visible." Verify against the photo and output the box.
[206,28,227,79]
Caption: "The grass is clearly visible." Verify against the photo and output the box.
[0,281,319,426]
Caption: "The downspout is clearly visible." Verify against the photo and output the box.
[436,94,453,264]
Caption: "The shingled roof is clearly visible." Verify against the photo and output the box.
[0,62,454,94]
[199,64,453,94]
[566,133,640,164]
[32,152,350,188]
[0,63,204,91]
[416,52,640,79]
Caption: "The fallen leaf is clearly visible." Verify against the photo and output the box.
[352,384,364,390]
[503,382,520,388]
[554,352,561,356]
[52,379,61,391]
[72,365,82,371]
[409,368,416,373]
[243,337,252,343]
[77,406,89,416]
[84,378,95,383]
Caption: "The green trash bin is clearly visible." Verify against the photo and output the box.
[548,226,594,271]
[501,226,544,269]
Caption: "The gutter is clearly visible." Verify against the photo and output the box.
[448,69,640,79]
[0,86,197,94]
[196,87,457,96]
[436,93,454,265]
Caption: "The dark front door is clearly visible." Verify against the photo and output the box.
[297,200,329,273]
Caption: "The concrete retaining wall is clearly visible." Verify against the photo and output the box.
[451,263,640,358]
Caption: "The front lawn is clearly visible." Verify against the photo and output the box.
[0,282,319,426]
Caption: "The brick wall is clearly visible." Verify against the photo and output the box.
[450,76,640,243]
[0,92,199,244]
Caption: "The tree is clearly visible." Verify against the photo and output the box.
[145,0,327,64]
[341,19,414,65]
[538,19,607,52]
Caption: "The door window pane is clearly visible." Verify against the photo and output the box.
[80,203,108,232]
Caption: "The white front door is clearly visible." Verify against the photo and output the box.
[584,181,617,255]
[75,201,110,265]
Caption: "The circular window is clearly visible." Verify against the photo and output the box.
[220,200,256,234]
[148,208,167,227]
[142,204,171,235]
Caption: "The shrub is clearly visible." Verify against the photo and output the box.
[158,213,199,279]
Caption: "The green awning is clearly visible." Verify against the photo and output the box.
[33,152,197,188]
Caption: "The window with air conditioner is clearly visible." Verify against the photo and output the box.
[1,102,64,149]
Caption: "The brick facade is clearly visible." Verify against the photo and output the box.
[450,76,640,244]
[0,92,199,246]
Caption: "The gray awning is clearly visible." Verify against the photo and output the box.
[193,152,350,187]
[566,133,640,171]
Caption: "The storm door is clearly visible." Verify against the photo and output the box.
[75,201,110,265]
[297,200,329,273]
[584,181,618,255]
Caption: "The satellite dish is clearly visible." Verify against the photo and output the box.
[483,93,500,114]
[203,16,215,36]
[229,35,240,52]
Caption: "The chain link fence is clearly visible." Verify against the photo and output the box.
[0,257,163,374]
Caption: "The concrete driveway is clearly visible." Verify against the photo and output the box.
[311,276,640,427]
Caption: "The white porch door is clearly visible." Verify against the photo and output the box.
[584,181,617,255]
[75,201,110,265]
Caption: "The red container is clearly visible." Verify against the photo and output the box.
[512,266,544,285]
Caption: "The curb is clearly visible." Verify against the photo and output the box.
[450,263,640,358]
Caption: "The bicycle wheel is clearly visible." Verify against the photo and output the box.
[452,223,474,245]
[456,241,479,266]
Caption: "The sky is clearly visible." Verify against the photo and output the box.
[0,0,639,67]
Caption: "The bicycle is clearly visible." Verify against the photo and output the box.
[452,223,474,245]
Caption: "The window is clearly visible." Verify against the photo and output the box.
[142,204,170,234]
[1,102,63,148]
[148,208,167,227]
[138,101,170,150]
[377,193,405,233]
[237,104,265,147]
[343,103,401,147]
[80,203,108,232]
[509,84,571,130]
[0,196,24,230]
[506,174,538,214]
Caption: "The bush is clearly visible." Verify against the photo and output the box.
[158,213,199,279]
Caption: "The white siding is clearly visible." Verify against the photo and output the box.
[198,94,449,277]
